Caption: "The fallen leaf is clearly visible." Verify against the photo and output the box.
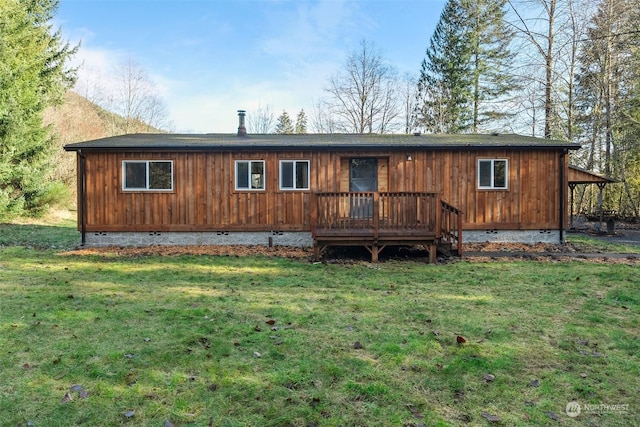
[143,337,151,342]
[208,383,218,392]
[79,389,89,399]
[547,411,560,421]
[253,351,262,358]
[481,411,501,423]
[529,379,540,387]
[70,384,84,392]
[254,324,262,332]
[164,421,175,427]
[353,341,363,349]
[61,392,73,404]
[483,374,495,383]
[456,335,467,344]
[406,404,424,418]
[580,372,588,378]
[21,363,31,370]
[266,319,276,325]
[124,353,135,359]
[123,410,135,418]
[432,330,439,336]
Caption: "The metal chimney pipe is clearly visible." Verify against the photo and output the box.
[237,110,247,137]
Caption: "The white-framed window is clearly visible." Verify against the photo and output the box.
[122,160,173,191]
[478,159,508,189]
[279,160,310,190]
[235,160,265,190]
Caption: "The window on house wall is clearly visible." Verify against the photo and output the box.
[235,160,265,190]
[122,160,173,191]
[280,160,310,190]
[478,159,508,189]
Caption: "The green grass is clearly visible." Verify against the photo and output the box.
[567,234,640,254]
[0,218,638,426]
[0,211,79,250]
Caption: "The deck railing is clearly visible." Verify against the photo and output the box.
[311,192,441,237]
[440,200,463,255]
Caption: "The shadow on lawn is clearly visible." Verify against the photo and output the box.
[0,223,80,249]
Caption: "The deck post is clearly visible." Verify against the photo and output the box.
[373,192,380,240]
[435,194,442,240]
[372,244,379,262]
[428,242,437,264]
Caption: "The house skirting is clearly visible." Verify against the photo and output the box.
[83,231,314,248]
[463,230,563,244]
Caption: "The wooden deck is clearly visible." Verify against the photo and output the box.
[311,192,462,262]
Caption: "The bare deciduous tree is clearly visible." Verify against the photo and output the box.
[107,59,172,134]
[247,104,275,134]
[325,40,401,134]
[310,100,339,133]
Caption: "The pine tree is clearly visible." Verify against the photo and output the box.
[415,0,515,133]
[0,0,77,219]
[275,110,294,134]
[295,109,308,134]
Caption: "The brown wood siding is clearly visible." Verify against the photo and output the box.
[80,149,565,232]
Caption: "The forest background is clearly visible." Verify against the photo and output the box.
[1,0,638,221]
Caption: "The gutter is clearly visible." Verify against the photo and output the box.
[78,150,86,246]
[559,150,566,244]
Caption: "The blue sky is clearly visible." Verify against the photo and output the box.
[57,0,446,133]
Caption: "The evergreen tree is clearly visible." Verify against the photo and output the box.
[0,0,77,219]
[295,109,308,134]
[416,0,472,133]
[415,0,515,133]
[467,0,516,132]
[275,110,294,134]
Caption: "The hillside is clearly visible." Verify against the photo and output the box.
[43,91,162,194]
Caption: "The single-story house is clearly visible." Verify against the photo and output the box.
[64,112,607,262]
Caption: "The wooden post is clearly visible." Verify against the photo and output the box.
[569,183,576,228]
[373,192,379,240]
[372,244,379,263]
[428,242,437,264]
[457,208,463,256]
[435,194,442,239]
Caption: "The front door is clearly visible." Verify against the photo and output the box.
[350,158,378,218]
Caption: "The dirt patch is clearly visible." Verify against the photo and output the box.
[462,241,578,253]
[60,242,640,265]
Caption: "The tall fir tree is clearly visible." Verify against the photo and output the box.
[416,0,472,133]
[0,0,77,219]
[467,0,516,132]
[415,0,514,133]
[275,110,294,134]
[295,109,308,134]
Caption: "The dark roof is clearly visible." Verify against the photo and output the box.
[64,132,580,152]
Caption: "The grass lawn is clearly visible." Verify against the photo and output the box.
[0,217,638,426]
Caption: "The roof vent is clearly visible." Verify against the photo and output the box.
[237,110,247,137]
